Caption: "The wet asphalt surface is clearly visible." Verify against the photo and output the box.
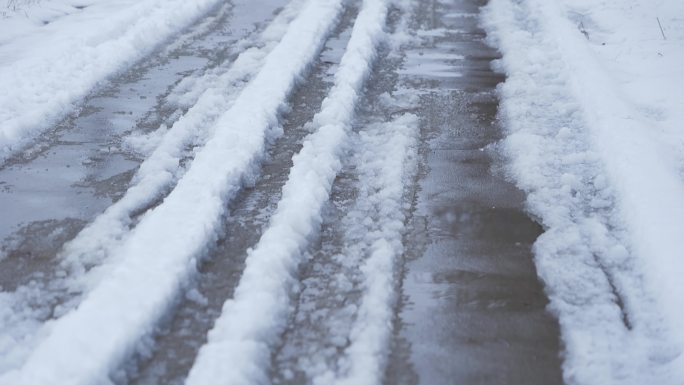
[384,0,564,384]
[0,0,564,383]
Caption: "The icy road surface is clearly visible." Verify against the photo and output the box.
[0,0,682,384]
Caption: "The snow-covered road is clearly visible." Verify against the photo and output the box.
[1,0,682,383]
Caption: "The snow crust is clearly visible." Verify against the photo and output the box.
[185,1,389,383]
[0,0,345,382]
[0,0,221,162]
[483,0,684,383]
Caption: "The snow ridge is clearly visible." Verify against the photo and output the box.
[0,0,345,383]
[185,1,389,384]
[328,113,418,385]
[483,0,684,383]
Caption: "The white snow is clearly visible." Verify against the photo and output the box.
[0,0,222,163]
[483,0,684,383]
[0,0,346,382]
[185,0,389,383]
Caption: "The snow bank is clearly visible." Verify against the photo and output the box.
[0,0,221,162]
[0,0,345,383]
[483,0,684,383]
[185,1,389,384]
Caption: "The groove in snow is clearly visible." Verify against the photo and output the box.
[185,0,390,384]
[0,0,346,383]
[326,113,419,385]
[0,0,307,375]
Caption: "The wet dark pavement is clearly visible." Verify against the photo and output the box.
[385,0,564,384]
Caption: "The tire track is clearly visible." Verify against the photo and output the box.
[58,0,306,306]
[124,7,359,383]
[185,1,389,383]
[0,1,347,383]
[385,0,563,383]
[269,6,411,383]
[0,0,290,375]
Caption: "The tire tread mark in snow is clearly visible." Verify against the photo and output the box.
[0,0,346,382]
[595,255,633,331]
[185,0,388,383]
[384,0,564,383]
[269,6,405,383]
[0,2,286,376]
[124,7,359,384]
